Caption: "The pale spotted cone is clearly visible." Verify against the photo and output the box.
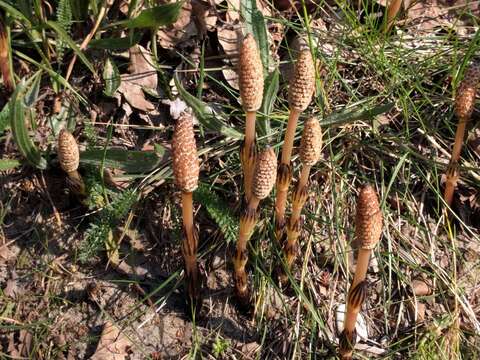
[300,117,322,166]
[252,147,277,200]
[355,185,382,250]
[288,50,316,111]
[172,113,199,193]
[58,129,79,173]
[238,33,264,112]
[455,63,480,120]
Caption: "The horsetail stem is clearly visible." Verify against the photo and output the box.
[274,49,315,242]
[443,63,480,208]
[280,117,322,284]
[58,129,86,197]
[239,33,264,201]
[234,147,277,308]
[172,112,202,313]
[339,185,382,359]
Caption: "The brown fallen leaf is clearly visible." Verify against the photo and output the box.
[157,1,197,50]
[412,278,432,296]
[91,321,132,360]
[117,45,158,112]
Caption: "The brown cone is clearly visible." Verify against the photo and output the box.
[252,147,277,200]
[172,113,199,193]
[58,129,80,173]
[300,117,322,166]
[455,63,480,120]
[355,185,382,250]
[288,50,316,112]
[238,33,264,112]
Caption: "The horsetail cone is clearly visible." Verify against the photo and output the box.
[455,63,480,120]
[58,129,80,174]
[252,147,277,200]
[288,50,316,111]
[300,117,322,166]
[172,113,199,193]
[239,33,264,112]
[355,185,382,250]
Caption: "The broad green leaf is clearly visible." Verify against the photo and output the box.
[80,149,161,173]
[241,0,269,73]
[0,103,9,133]
[0,158,20,170]
[89,32,143,50]
[258,69,278,137]
[174,75,242,139]
[103,57,121,97]
[10,77,47,169]
[121,2,182,29]
[46,20,96,76]
[321,102,394,127]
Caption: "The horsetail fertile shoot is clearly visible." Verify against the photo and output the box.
[443,63,480,208]
[234,147,277,308]
[279,117,322,284]
[239,33,264,201]
[172,112,202,314]
[58,129,85,198]
[339,185,382,359]
[275,49,315,242]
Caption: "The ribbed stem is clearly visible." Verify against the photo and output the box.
[67,170,86,197]
[241,111,257,201]
[181,192,200,307]
[234,196,260,304]
[344,249,371,332]
[444,116,469,207]
[274,109,301,239]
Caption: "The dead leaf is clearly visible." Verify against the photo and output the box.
[91,321,132,360]
[4,271,23,299]
[117,45,158,112]
[412,278,432,296]
[157,1,198,49]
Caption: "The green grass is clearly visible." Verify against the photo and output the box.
[1,0,480,359]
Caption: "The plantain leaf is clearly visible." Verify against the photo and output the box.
[321,102,394,128]
[121,2,182,29]
[103,57,121,97]
[10,77,47,169]
[174,75,242,139]
[89,32,143,50]
[46,20,96,76]
[80,149,161,173]
[0,158,20,170]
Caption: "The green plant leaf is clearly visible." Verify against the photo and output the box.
[0,158,20,170]
[80,149,161,173]
[46,20,96,76]
[89,32,143,50]
[174,75,243,139]
[103,57,121,97]
[0,1,31,25]
[241,0,269,74]
[258,69,278,137]
[0,103,9,133]
[10,77,47,169]
[121,2,182,29]
[321,101,394,128]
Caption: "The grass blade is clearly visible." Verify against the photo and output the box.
[89,32,143,50]
[258,69,278,137]
[0,158,20,170]
[119,2,182,29]
[80,149,161,173]
[103,57,120,97]
[10,76,47,169]
[321,101,394,128]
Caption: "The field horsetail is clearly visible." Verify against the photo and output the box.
[339,185,383,359]
[233,147,277,309]
[172,112,202,315]
[58,129,86,198]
